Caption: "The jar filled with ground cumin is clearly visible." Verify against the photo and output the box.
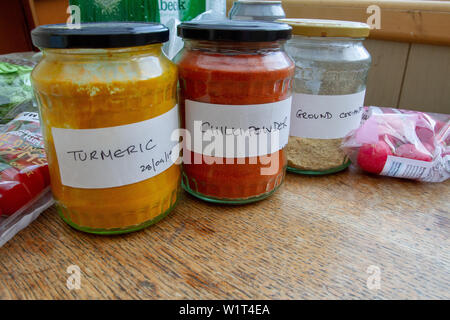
[278,19,371,174]
[176,20,294,203]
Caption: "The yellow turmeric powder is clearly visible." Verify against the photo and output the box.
[31,43,180,234]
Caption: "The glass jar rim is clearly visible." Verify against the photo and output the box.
[277,18,370,38]
[290,35,366,41]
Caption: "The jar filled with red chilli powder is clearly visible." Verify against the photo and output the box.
[176,20,294,204]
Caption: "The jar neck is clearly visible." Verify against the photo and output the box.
[183,40,284,55]
[41,43,163,61]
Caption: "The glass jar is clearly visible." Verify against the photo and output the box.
[278,19,372,174]
[31,23,180,234]
[176,20,294,204]
[229,1,286,21]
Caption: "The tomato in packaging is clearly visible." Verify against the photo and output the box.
[342,107,450,182]
[0,112,53,247]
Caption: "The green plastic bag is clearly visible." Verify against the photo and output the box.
[0,62,34,124]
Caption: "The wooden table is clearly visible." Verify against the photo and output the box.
[0,167,449,299]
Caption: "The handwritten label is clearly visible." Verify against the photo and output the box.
[52,105,179,189]
[185,98,292,158]
[290,90,366,139]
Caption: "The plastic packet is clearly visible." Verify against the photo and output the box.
[0,52,41,124]
[342,107,449,182]
[0,112,53,247]
[0,188,53,247]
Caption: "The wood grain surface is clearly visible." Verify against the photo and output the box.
[0,167,449,300]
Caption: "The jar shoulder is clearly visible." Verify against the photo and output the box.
[176,49,294,75]
[285,40,371,65]
[31,52,177,85]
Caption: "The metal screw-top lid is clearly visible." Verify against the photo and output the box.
[178,20,292,42]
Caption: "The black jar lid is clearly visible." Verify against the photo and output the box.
[177,20,291,42]
[31,22,169,49]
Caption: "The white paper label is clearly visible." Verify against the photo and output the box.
[52,105,179,189]
[185,98,292,158]
[381,155,433,180]
[290,90,366,139]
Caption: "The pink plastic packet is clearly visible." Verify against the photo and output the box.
[342,107,449,182]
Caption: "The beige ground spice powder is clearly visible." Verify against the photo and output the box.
[286,136,349,171]
[283,35,370,174]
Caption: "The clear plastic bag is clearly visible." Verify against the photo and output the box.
[0,52,42,124]
[0,188,53,247]
[0,112,53,247]
[342,107,449,182]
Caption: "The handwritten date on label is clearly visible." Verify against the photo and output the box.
[140,150,173,173]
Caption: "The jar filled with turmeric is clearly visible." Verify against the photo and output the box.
[31,23,180,234]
